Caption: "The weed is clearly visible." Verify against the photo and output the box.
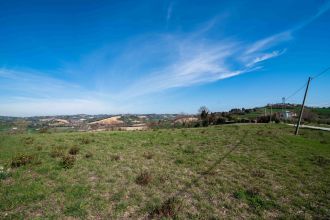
[0,166,11,180]
[234,188,275,211]
[11,154,35,168]
[60,155,76,169]
[148,197,182,219]
[68,146,80,155]
[136,171,152,186]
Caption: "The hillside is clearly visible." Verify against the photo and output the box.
[89,116,124,125]
[1,124,329,219]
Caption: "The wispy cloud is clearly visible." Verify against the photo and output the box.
[0,68,84,99]
[166,2,174,25]
[1,1,329,116]
[245,1,330,55]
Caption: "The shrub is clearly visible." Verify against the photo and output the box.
[135,171,152,186]
[60,155,76,169]
[69,146,80,155]
[11,154,35,168]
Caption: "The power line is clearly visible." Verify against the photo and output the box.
[285,67,329,102]
[311,67,330,80]
[286,82,308,101]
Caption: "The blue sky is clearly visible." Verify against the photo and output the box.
[0,0,329,116]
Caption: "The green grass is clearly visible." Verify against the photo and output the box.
[0,124,329,219]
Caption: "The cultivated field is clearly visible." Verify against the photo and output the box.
[0,124,329,219]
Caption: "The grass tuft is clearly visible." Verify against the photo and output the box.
[79,137,92,145]
[111,155,121,161]
[148,197,182,219]
[11,154,35,168]
[85,151,93,158]
[310,155,330,167]
[68,146,80,155]
[251,169,266,178]
[50,148,65,158]
[136,171,152,186]
[60,155,76,169]
[143,152,154,159]
[21,136,35,145]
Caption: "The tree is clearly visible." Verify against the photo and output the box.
[198,106,209,120]
[198,106,210,127]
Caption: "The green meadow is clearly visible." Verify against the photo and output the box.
[0,124,329,219]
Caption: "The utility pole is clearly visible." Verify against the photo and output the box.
[295,77,311,135]
[270,104,272,123]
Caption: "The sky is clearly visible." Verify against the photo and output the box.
[0,0,329,116]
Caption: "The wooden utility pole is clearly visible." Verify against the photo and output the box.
[295,77,311,135]
[270,104,272,123]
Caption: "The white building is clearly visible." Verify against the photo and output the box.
[280,111,296,119]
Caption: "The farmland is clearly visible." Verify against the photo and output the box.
[0,124,329,219]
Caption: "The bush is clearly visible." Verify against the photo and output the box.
[69,146,80,155]
[11,154,34,168]
[136,171,152,185]
[60,155,76,169]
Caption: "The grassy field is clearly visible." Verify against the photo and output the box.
[0,124,329,219]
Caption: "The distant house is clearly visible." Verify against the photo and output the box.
[280,111,296,119]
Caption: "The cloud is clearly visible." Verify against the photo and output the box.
[0,68,84,99]
[245,1,330,55]
[246,49,287,67]
[0,98,108,117]
[166,2,174,24]
[245,32,291,54]
[117,33,280,98]
[1,1,329,116]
